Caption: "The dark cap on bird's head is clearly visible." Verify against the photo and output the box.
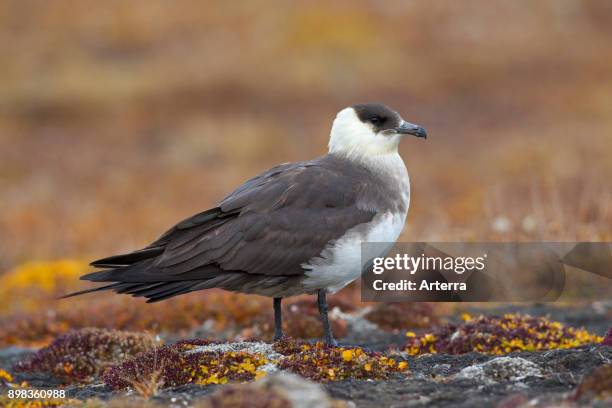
[329,102,427,156]
[352,103,427,138]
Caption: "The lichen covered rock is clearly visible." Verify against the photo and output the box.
[103,337,408,390]
[455,357,543,384]
[274,337,408,382]
[405,313,603,355]
[104,339,270,389]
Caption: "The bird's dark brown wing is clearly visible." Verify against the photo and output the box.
[157,160,375,276]
[69,156,377,301]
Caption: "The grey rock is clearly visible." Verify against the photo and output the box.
[431,363,452,377]
[456,357,544,384]
[257,372,335,408]
[0,347,35,370]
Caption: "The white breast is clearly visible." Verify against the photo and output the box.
[302,210,407,293]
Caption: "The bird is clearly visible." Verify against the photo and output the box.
[63,103,427,345]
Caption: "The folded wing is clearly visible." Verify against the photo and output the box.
[65,158,376,302]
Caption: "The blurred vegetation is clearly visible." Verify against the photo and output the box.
[0,1,611,337]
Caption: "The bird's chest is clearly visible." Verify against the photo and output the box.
[301,154,410,293]
[301,209,407,293]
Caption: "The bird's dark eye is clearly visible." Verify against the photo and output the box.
[370,116,381,124]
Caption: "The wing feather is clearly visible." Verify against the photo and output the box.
[70,156,378,301]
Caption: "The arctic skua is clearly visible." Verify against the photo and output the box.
[64,103,427,345]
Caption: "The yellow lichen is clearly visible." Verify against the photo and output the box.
[405,314,604,356]
[0,368,14,382]
[274,339,408,381]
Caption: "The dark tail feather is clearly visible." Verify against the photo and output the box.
[91,247,164,268]
[80,258,158,283]
[79,268,127,282]
[59,282,126,299]
[145,281,199,303]
[61,276,208,303]
[123,282,168,296]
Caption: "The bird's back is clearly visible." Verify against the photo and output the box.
[65,153,409,300]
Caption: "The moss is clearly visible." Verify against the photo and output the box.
[364,302,438,331]
[14,328,157,383]
[103,339,269,389]
[274,337,408,382]
[404,313,603,356]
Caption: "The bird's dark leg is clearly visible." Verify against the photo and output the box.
[273,297,283,341]
[317,289,337,346]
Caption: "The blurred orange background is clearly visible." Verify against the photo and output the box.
[0,1,611,343]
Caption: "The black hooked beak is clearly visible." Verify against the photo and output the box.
[395,121,427,139]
